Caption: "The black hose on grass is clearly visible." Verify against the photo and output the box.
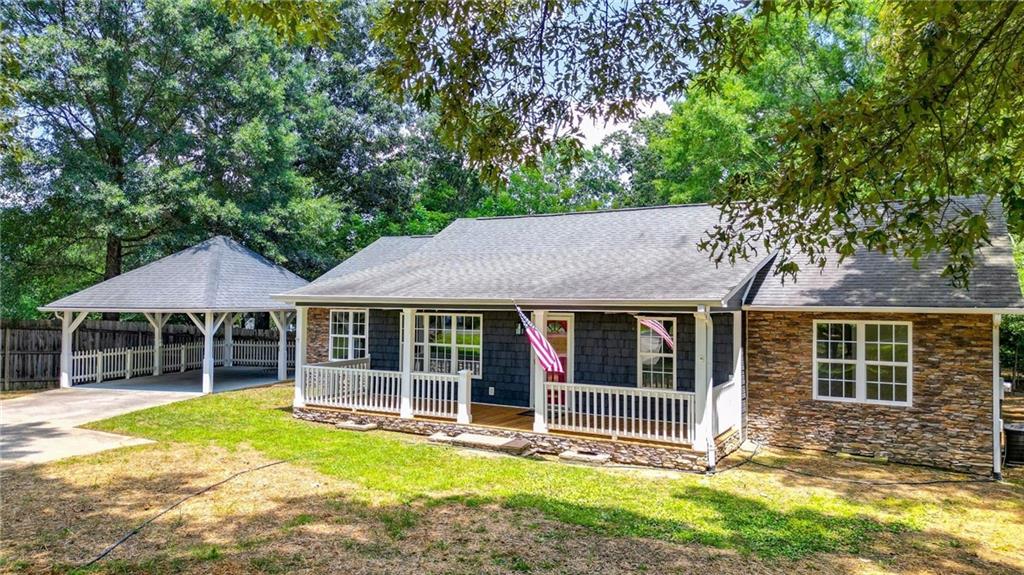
[715,441,997,486]
[80,457,295,569]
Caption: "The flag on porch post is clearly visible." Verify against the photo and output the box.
[638,317,675,350]
[515,305,564,373]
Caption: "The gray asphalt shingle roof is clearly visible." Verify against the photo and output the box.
[282,205,764,305]
[282,197,1023,311]
[745,197,1024,310]
[41,236,308,312]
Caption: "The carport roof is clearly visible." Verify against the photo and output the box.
[40,236,308,312]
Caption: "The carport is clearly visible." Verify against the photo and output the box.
[39,236,308,394]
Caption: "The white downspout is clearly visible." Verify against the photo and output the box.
[993,313,1003,480]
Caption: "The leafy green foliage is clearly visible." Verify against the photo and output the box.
[372,0,750,179]
[706,1,1024,285]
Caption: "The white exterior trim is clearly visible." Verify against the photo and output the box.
[635,316,678,390]
[328,308,370,361]
[812,319,914,407]
[399,311,485,379]
[275,295,723,308]
[745,304,1024,315]
[544,313,575,385]
[993,314,1003,479]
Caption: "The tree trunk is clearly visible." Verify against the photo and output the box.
[102,234,123,321]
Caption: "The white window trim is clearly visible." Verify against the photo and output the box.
[400,311,484,379]
[328,308,369,361]
[812,319,913,407]
[636,316,678,390]
[543,313,575,384]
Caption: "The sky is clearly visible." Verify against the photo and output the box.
[577,99,672,148]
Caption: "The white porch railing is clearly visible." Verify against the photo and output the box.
[543,382,696,444]
[302,361,472,422]
[412,372,461,419]
[70,339,295,384]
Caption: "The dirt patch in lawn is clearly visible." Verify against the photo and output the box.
[1,441,1023,575]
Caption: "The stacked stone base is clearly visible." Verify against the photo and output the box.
[294,406,740,472]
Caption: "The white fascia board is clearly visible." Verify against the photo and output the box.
[742,304,1024,315]
[272,294,724,309]
[37,306,295,313]
[719,251,777,308]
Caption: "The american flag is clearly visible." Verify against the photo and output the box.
[516,305,564,373]
[639,318,674,350]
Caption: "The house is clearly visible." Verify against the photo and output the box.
[276,196,1021,477]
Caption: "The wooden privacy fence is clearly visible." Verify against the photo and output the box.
[69,339,296,385]
[0,318,291,391]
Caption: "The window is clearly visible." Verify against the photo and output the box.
[814,322,858,400]
[637,317,676,390]
[401,312,483,377]
[329,310,368,360]
[813,320,912,405]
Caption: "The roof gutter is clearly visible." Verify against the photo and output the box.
[272,294,724,310]
[742,304,1024,315]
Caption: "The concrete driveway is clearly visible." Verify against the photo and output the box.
[0,387,197,468]
[1,367,284,468]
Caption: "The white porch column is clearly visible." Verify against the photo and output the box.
[270,310,290,382]
[993,314,1003,480]
[202,311,215,394]
[224,313,234,367]
[400,308,415,418]
[293,306,308,407]
[532,309,548,433]
[58,311,87,388]
[456,369,473,424]
[692,306,715,463]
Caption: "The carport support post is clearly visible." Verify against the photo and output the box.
[270,310,289,382]
[58,310,87,388]
[993,313,1003,480]
[224,313,234,367]
[203,311,215,394]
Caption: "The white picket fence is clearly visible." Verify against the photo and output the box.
[302,360,472,422]
[71,339,294,384]
[543,382,696,444]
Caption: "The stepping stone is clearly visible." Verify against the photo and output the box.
[335,420,378,431]
[559,450,611,464]
[428,432,457,443]
[434,432,531,455]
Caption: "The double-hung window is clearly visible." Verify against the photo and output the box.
[400,312,483,377]
[813,320,912,405]
[637,317,676,390]
[329,309,368,360]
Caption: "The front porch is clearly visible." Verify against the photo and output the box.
[291,305,744,471]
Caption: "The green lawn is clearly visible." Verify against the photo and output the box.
[85,387,919,561]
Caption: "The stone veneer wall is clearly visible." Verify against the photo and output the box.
[294,406,735,471]
[746,311,995,475]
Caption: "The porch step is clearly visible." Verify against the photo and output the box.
[335,420,378,432]
[429,432,531,455]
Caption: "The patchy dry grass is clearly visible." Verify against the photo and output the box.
[1,384,1022,574]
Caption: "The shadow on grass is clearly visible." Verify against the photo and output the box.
[2,458,1023,575]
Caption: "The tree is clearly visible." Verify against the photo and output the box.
[1,0,342,317]
[368,0,1024,285]
[650,2,881,205]
[704,1,1024,285]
